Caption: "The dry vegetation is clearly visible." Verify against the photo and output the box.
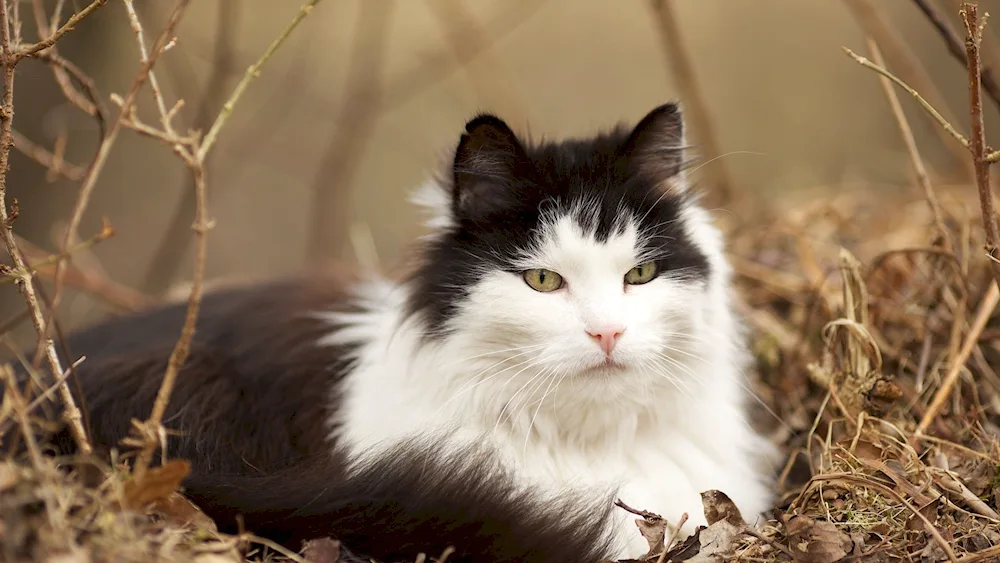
[5,1,1000,562]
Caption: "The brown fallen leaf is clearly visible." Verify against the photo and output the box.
[905,497,941,532]
[683,520,743,563]
[661,527,703,562]
[700,490,745,527]
[123,459,191,510]
[151,491,217,531]
[783,514,852,563]
[636,517,667,559]
[615,499,668,560]
[302,538,341,563]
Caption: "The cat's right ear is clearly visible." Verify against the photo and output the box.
[452,114,529,222]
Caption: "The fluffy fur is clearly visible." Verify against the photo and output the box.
[3,103,777,561]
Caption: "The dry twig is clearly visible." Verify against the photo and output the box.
[0,0,92,454]
[842,0,974,179]
[121,0,326,478]
[648,0,734,206]
[960,4,1000,288]
[866,38,949,242]
[911,0,1000,111]
[141,0,239,295]
[916,281,999,435]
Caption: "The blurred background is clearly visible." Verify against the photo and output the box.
[5,0,1000,347]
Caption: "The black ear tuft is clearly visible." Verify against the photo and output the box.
[619,102,687,182]
[452,113,530,221]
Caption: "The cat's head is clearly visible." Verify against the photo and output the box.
[405,103,731,396]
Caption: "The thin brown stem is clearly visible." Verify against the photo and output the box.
[962,4,1000,287]
[141,0,238,295]
[916,281,1000,436]
[649,0,734,206]
[912,0,1000,112]
[842,0,975,180]
[11,128,85,180]
[0,0,92,455]
[15,0,108,59]
[48,0,189,328]
[130,0,326,478]
[24,47,107,130]
[866,39,949,242]
[843,47,970,150]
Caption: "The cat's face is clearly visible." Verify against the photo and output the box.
[407,104,720,395]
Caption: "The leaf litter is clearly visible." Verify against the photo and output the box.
[5,185,1000,561]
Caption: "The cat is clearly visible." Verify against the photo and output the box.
[4,102,778,562]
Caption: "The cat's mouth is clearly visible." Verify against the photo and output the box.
[581,357,628,375]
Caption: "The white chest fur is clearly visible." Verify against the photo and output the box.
[319,277,776,560]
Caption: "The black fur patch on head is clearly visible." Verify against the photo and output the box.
[407,102,712,336]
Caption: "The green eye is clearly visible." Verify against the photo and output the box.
[625,262,658,285]
[523,269,564,292]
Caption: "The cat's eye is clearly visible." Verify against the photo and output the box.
[523,269,564,292]
[625,262,658,285]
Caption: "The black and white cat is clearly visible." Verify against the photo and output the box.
[8,103,777,562]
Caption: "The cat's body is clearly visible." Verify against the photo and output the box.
[6,104,777,562]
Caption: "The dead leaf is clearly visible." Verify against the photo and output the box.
[123,459,190,510]
[700,490,745,527]
[905,497,940,532]
[302,538,341,563]
[683,520,742,563]
[662,527,703,562]
[151,491,217,531]
[783,514,852,563]
[636,517,667,558]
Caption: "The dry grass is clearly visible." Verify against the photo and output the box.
[6,1,1000,562]
[8,184,1000,563]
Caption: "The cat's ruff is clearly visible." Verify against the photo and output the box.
[7,102,778,562]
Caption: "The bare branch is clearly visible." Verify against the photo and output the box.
[866,39,948,242]
[911,0,1000,111]
[649,0,734,206]
[15,0,108,60]
[12,129,85,181]
[842,47,970,150]
[0,0,92,455]
[842,0,974,179]
[198,0,323,159]
[960,4,1000,287]
[141,0,239,295]
[126,0,327,478]
[49,0,190,321]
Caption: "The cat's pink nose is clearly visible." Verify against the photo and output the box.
[586,325,624,356]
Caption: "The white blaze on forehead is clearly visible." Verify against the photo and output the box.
[515,210,643,292]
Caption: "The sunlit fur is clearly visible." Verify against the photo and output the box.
[319,105,778,558]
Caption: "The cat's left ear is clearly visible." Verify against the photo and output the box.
[451,114,530,222]
[619,102,688,187]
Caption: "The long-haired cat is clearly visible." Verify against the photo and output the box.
[5,102,777,562]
